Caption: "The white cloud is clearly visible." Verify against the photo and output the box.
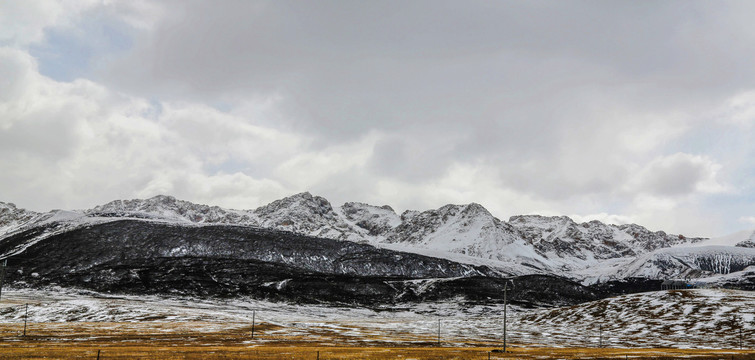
[274,132,380,189]
[365,162,555,220]
[569,213,635,226]
[0,0,100,47]
[136,171,289,211]
[2,2,755,238]
[0,43,300,211]
[740,216,755,225]
[720,91,755,127]
[626,153,727,198]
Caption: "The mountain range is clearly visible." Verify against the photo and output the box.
[1,193,754,303]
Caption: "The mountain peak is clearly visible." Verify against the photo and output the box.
[509,214,575,225]
[255,192,332,216]
[254,192,364,240]
[0,202,19,210]
[340,202,401,238]
[0,201,39,233]
[89,195,257,225]
[147,194,179,203]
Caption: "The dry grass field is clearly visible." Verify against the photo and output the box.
[1,289,754,359]
[0,321,754,360]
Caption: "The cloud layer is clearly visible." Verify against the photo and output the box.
[2,1,755,237]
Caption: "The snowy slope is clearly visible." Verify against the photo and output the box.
[1,287,752,349]
[519,288,755,348]
[617,245,755,279]
[253,192,369,241]
[339,202,401,241]
[509,215,706,281]
[0,202,41,235]
[689,228,755,248]
[512,216,635,271]
[383,204,551,273]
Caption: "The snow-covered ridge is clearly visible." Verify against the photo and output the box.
[90,195,259,226]
[618,245,755,279]
[689,228,755,248]
[1,193,739,282]
[0,202,41,235]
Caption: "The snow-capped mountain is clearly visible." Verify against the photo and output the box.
[2,192,751,284]
[618,245,755,279]
[89,195,259,225]
[690,228,755,248]
[507,215,708,281]
[384,204,551,272]
[0,202,40,235]
[340,202,401,240]
[253,192,366,241]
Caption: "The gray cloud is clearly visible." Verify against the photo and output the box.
[631,153,725,197]
[4,1,755,236]
[100,2,755,192]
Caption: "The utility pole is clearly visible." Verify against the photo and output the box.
[599,323,603,348]
[0,259,7,300]
[740,327,743,350]
[503,281,510,353]
[437,319,441,346]
[23,303,28,336]
[251,310,255,339]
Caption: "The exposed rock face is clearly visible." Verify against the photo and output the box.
[89,195,259,225]
[384,204,550,271]
[618,223,704,251]
[340,202,400,239]
[733,231,755,248]
[509,215,704,262]
[0,202,39,234]
[618,246,755,279]
[511,215,635,261]
[253,192,364,241]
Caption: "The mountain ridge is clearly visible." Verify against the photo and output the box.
[3,193,754,284]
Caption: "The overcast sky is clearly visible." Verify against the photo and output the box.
[2,0,754,237]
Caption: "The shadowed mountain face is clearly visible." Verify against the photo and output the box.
[0,220,498,279]
[0,220,608,306]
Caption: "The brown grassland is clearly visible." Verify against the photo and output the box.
[0,321,753,359]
